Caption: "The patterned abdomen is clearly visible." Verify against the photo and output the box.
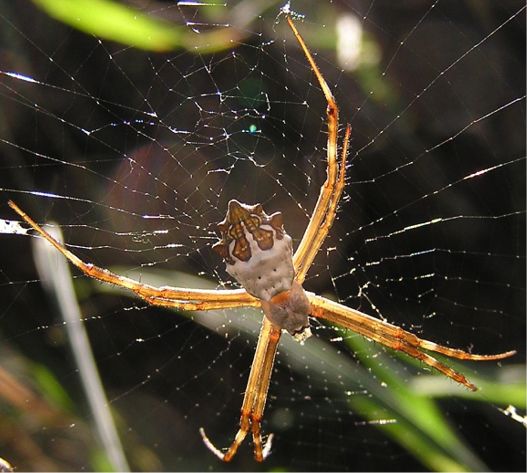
[212,200,294,300]
[226,229,294,300]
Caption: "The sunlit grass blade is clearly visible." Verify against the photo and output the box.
[32,0,277,53]
[344,335,487,471]
[32,0,184,52]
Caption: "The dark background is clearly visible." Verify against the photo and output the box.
[0,1,525,471]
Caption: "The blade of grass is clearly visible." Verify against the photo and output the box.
[344,334,488,471]
[32,224,129,472]
[410,366,526,407]
[32,0,182,51]
[32,0,281,53]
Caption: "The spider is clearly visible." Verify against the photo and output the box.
[8,15,515,463]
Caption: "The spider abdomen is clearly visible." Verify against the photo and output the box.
[226,228,294,301]
[213,200,294,300]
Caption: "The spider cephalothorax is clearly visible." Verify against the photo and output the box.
[213,199,311,340]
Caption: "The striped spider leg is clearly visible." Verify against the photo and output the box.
[8,200,257,312]
[308,294,516,392]
[198,14,352,461]
[8,13,515,464]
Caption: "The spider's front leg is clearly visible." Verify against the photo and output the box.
[200,317,281,462]
[8,200,256,310]
[287,14,352,284]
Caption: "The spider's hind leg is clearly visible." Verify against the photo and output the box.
[200,317,281,462]
[309,293,516,391]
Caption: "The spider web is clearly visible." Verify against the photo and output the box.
[0,1,525,471]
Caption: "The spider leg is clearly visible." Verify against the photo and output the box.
[301,123,351,280]
[200,316,281,462]
[286,16,351,283]
[8,201,256,310]
[143,295,259,311]
[308,293,515,390]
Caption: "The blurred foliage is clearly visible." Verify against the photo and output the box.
[344,334,525,472]
[32,0,184,51]
[32,0,281,53]
[31,362,74,413]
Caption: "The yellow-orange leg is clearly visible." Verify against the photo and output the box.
[303,123,351,276]
[308,293,515,391]
[143,295,260,311]
[200,316,281,462]
[287,16,351,284]
[8,200,256,310]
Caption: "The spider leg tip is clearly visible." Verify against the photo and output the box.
[262,432,274,460]
[7,200,19,212]
[199,427,227,461]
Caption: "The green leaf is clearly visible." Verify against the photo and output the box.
[32,0,183,52]
[90,448,116,472]
[31,362,74,412]
[344,335,488,471]
[31,0,278,53]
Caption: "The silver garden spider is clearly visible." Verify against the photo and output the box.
[8,15,515,463]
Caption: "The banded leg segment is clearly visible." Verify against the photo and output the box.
[8,200,256,310]
[297,123,350,284]
[308,293,515,390]
[286,16,351,283]
[200,316,281,462]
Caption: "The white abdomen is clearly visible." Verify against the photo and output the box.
[226,226,294,301]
